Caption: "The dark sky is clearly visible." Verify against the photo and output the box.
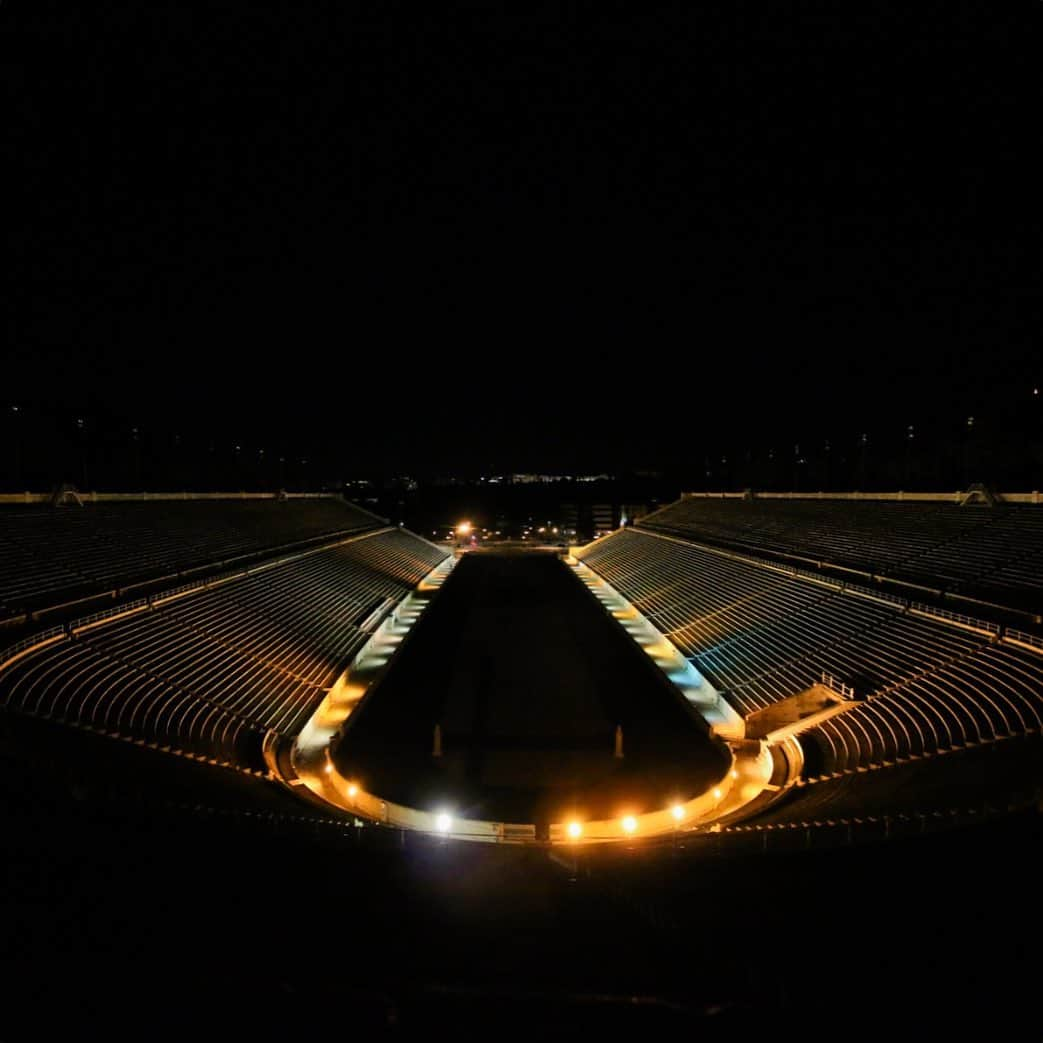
[5,1,1040,478]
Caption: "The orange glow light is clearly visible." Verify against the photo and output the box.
[567,821,583,839]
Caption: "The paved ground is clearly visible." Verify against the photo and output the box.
[335,551,728,825]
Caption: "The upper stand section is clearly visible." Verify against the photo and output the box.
[0,491,385,628]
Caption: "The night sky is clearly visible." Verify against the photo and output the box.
[5,2,1040,481]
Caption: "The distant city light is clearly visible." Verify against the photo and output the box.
[567,821,582,839]
[456,521,472,536]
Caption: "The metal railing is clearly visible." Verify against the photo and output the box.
[908,603,1000,635]
[1005,628,1043,653]
[680,489,1043,504]
[841,581,908,607]
[820,671,856,700]
[70,597,151,633]
[0,624,67,664]
[0,490,342,505]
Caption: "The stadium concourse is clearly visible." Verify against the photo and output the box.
[0,489,1041,1031]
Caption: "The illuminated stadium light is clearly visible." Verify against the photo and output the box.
[436,812,452,833]
[671,804,686,822]
[567,821,583,840]
[621,815,637,835]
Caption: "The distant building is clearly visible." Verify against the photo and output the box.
[592,503,616,535]
[561,501,627,539]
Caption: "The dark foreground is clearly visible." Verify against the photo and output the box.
[0,708,1041,1035]
[336,551,727,824]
